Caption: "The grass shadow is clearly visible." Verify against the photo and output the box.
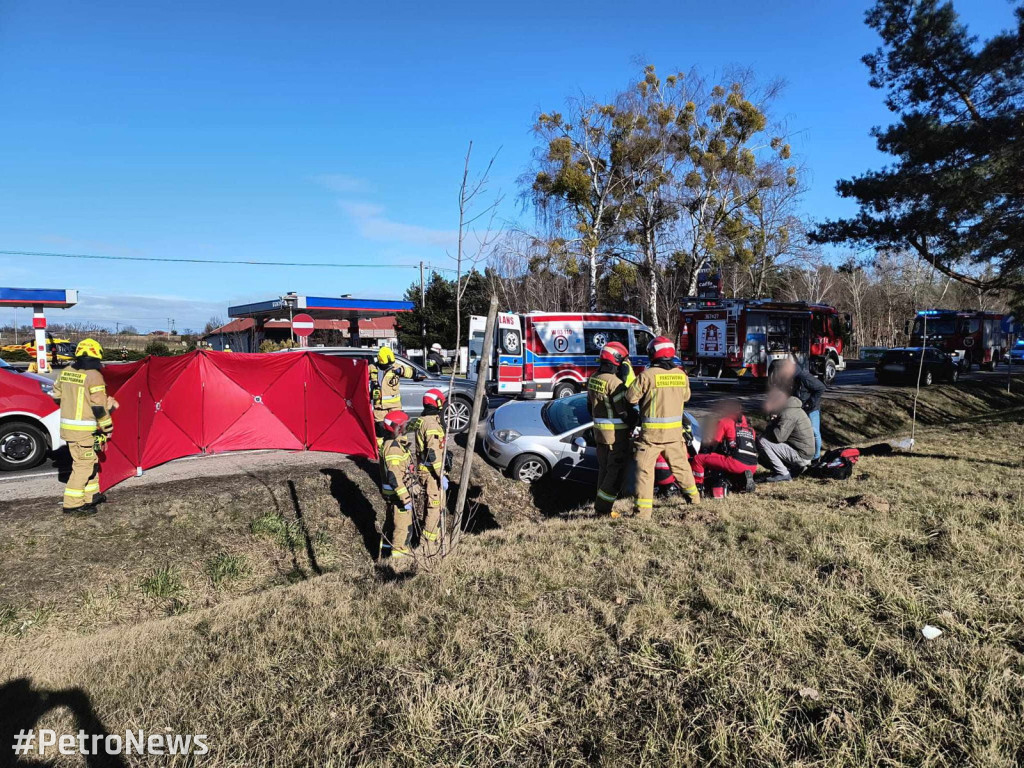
[320,468,380,559]
[0,677,128,768]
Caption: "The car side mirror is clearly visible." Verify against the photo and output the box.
[413,372,427,382]
[573,436,587,450]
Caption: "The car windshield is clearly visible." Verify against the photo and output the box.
[542,394,591,435]
[913,318,956,336]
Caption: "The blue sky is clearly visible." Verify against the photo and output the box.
[0,0,1014,332]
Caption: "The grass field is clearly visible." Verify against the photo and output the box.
[1,382,1022,766]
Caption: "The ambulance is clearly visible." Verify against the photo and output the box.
[469,312,656,399]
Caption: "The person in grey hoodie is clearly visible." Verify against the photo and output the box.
[756,388,815,482]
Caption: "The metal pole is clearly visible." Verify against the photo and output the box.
[420,261,427,366]
[32,304,49,373]
[448,293,498,554]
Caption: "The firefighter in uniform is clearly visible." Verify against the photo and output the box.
[368,347,410,446]
[51,338,115,515]
[626,336,700,519]
[414,388,449,555]
[586,341,636,517]
[379,410,416,565]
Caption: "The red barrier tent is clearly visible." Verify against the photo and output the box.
[99,350,375,491]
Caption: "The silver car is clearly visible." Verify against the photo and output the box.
[483,392,701,483]
[279,347,485,433]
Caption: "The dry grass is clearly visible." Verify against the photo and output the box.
[1,384,1023,766]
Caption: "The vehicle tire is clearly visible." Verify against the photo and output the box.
[0,421,49,471]
[509,453,549,484]
[922,369,933,387]
[443,397,473,434]
[823,357,838,387]
[552,381,578,399]
[980,359,994,371]
[949,367,960,384]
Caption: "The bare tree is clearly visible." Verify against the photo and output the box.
[441,142,502,559]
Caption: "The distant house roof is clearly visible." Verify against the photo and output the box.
[203,316,397,338]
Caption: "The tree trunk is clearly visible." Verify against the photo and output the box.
[587,246,598,311]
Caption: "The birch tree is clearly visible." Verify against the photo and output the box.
[528,101,631,311]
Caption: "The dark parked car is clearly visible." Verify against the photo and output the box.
[278,347,485,433]
[875,347,959,386]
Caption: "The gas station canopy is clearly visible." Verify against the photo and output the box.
[0,287,79,373]
[0,287,78,309]
[228,295,414,321]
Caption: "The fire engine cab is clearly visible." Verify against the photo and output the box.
[678,297,850,386]
[910,310,1007,370]
[469,312,655,399]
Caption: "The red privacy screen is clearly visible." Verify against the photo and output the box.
[99,350,375,491]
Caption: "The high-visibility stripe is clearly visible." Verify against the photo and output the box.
[97,416,113,427]
[422,530,439,541]
[84,483,100,493]
[89,385,106,393]
[643,419,682,429]
[64,488,85,498]
[635,498,653,508]
[61,417,97,426]
[61,421,98,431]
[75,386,85,420]
[425,429,445,437]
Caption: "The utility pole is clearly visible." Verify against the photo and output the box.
[420,261,427,365]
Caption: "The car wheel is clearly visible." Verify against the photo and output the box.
[0,421,48,471]
[509,453,549,483]
[922,369,933,386]
[443,397,473,434]
[552,381,577,399]
[950,367,959,384]
[823,358,838,386]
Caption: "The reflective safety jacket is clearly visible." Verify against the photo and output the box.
[413,411,446,478]
[380,437,412,505]
[626,364,691,445]
[368,363,410,416]
[52,366,113,441]
[586,371,631,446]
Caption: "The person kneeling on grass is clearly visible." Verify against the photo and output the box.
[690,399,758,494]
[756,388,815,483]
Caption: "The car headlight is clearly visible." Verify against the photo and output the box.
[38,381,53,394]
[493,429,521,443]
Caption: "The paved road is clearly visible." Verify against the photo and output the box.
[2,365,1013,503]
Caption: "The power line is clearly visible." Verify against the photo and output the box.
[1,249,456,271]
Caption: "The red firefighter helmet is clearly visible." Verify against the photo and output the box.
[381,410,410,436]
[423,388,446,409]
[599,341,629,365]
[648,335,676,362]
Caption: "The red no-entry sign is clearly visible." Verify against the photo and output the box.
[292,313,315,337]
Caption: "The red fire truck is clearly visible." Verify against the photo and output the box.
[910,310,1007,370]
[678,298,851,385]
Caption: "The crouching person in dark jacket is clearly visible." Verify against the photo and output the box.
[756,388,815,483]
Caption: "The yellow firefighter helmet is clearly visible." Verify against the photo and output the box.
[377,346,395,366]
[75,338,104,359]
